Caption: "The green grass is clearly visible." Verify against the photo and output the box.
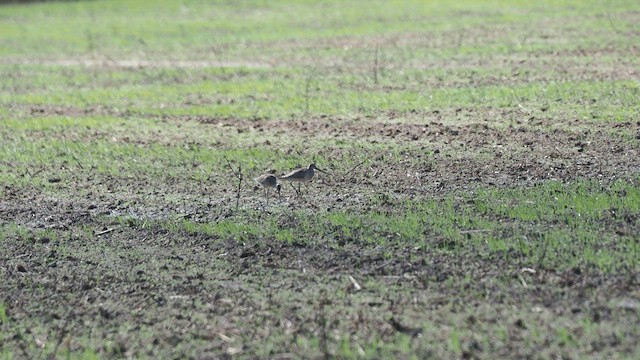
[0,303,7,325]
[1,0,639,359]
[2,65,639,121]
[99,177,639,274]
[1,0,637,58]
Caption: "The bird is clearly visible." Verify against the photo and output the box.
[254,173,281,204]
[279,163,325,195]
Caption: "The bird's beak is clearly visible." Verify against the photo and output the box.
[315,167,328,174]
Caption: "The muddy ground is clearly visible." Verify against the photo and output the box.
[2,101,639,359]
[1,3,640,356]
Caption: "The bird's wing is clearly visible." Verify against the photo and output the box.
[281,168,306,180]
[254,174,272,183]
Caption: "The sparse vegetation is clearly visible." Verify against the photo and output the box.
[1,0,639,359]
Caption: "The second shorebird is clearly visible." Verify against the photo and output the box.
[280,163,325,196]
[254,173,281,204]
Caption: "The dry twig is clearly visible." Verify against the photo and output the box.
[223,156,243,210]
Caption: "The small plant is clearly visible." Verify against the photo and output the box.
[450,328,461,354]
[0,303,7,324]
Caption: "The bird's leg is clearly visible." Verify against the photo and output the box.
[289,182,300,196]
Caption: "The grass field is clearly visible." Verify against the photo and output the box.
[1,0,639,358]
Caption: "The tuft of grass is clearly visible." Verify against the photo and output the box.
[0,303,7,324]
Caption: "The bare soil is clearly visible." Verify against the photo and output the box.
[2,102,639,358]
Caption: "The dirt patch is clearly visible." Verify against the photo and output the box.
[7,104,640,203]
[2,130,639,357]
[2,58,273,69]
[2,199,638,358]
[15,103,129,118]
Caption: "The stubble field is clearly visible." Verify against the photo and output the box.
[1,0,639,359]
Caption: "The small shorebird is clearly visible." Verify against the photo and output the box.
[280,163,325,195]
[254,173,281,204]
